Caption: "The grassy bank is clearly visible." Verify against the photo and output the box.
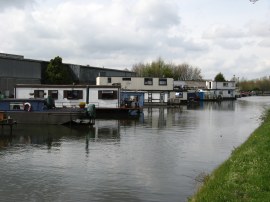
[189,110,270,201]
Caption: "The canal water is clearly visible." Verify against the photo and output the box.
[0,96,269,202]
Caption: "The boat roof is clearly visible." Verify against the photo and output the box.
[15,84,121,89]
[0,98,46,102]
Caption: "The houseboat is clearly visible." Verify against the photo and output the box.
[172,80,237,102]
[0,98,86,125]
[96,76,174,105]
[205,81,237,100]
[14,84,141,118]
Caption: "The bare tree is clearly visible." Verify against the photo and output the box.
[173,63,203,81]
[132,58,203,80]
[131,63,146,77]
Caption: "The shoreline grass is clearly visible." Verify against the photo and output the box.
[189,109,270,201]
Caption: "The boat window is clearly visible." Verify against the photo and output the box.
[122,77,131,81]
[34,90,45,98]
[10,102,24,110]
[175,92,183,98]
[64,90,83,100]
[159,78,167,86]
[98,90,118,100]
[48,90,58,99]
[144,78,153,85]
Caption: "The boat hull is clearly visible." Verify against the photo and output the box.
[95,107,142,119]
[5,110,86,125]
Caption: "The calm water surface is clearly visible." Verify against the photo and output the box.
[0,96,270,202]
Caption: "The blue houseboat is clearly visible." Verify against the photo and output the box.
[0,98,86,125]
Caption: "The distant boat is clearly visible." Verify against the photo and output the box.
[0,98,86,125]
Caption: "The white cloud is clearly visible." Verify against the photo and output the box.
[0,0,269,80]
[247,20,270,38]
[203,25,246,39]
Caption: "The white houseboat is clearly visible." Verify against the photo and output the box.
[14,84,120,108]
[14,84,142,118]
[171,80,237,102]
[205,81,236,100]
[96,76,174,105]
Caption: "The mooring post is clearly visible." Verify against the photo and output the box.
[9,124,12,135]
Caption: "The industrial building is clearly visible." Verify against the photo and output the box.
[0,53,136,98]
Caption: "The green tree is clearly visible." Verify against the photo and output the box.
[214,72,226,82]
[45,56,73,84]
[131,58,203,80]
[132,57,173,78]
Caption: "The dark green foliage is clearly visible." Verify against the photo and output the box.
[45,56,73,84]
[214,72,226,82]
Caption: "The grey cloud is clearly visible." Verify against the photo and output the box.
[166,36,208,52]
[0,0,35,11]
[258,39,270,47]
[134,1,181,30]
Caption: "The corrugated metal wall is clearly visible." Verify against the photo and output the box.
[0,56,136,97]
[79,66,136,85]
[0,58,41,79]
[0,58,41,97]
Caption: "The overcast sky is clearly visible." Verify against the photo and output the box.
[0,0,269,80]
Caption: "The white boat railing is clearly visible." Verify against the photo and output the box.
[54,102,118,108]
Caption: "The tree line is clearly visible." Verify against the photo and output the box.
[45,56,204,84]
[131,57,203,81]
[239,77,270,92]
[45,56,270,92]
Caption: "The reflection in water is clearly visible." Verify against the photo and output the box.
[0,120,122,151]
[187,100,236,111]
[0,97,269,202]
[0,125,64,149]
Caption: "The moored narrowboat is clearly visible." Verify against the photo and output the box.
[0,98,86,125]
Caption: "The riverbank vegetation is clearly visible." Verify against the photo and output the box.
[239,77,270,93]
[189,109,270,201]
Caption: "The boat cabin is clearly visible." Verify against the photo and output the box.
[14,84,121,108]
[0,98,47,112]
[96,76,174,105]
